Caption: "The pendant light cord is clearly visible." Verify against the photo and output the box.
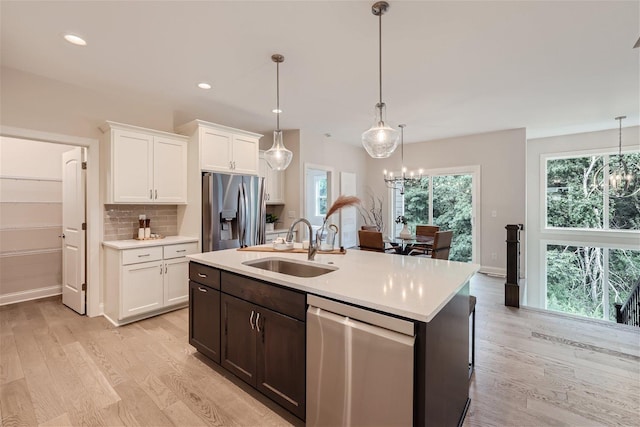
[378,11,383,107]
[276,60,280,131]
[618,116,622,157]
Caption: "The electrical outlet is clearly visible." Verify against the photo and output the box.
[491,210,497,218]
[288,210,296,219]
[491,252,497,260]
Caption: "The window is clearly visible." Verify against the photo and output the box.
[314,176,327,217]
[391,171,476,263]
[546,244,640,321]
[546,152,640,230]
[543,149,639,322]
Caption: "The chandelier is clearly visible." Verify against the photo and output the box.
[610,115,634,193]
[264,54,293,171]
[361,1,399,158]
[383,124,423,195]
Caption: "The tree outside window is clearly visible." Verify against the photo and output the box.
[314,176,327,217]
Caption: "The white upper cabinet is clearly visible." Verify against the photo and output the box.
[102,122,188,204]
[259,150,285,204]
[178,120,261,175]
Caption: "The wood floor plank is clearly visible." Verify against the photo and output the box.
[38,411,72,427]
[163,400,208,427]
[62,341,121,409]
[0,378,38,427]
[0,333,24,385]
[113,380,174,427]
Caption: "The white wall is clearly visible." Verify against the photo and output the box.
[525,125,640,308]
[365,128,527,275]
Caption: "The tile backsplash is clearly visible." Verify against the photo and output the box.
[104,205,178,241]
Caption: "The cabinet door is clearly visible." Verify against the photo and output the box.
[113,130,153,203]
[232,135,258,175]
[121,260,164,319]
[268,167,285,204]
[201,127,232,172]
[221,294,256,386]
[189,281,220,363]
[164,257,189,306]
[256,307,306,420]
[153,137,187,203]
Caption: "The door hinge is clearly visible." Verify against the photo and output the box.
[81,161,87,170]
[81,223,86,231]
[82,283,87,291]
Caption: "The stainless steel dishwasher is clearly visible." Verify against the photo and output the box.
[306,295,415,426]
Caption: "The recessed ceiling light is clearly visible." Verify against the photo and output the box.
[197,82,212,90]
[272,109,282,114]
[63,33,87,46]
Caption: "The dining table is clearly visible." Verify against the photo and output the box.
[386,235,434,255]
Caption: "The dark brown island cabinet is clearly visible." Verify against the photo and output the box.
[189,260,470,426]
[189,262,306,420]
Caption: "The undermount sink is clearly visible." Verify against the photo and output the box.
[242,257,338,278]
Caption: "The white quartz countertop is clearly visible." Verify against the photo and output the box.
[187,245,479,322]
[102,236,198,250]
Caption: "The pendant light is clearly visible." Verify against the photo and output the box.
[610,115,634,192]
[361,1,399,159]
[264,54,293,171]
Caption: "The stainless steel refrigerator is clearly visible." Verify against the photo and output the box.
[202,172,266,251]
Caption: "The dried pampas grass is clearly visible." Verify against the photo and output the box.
[325,195,361,220]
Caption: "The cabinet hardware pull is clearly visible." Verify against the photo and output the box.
[256,312,261,333]
[176,249,186,253]
[198,287,207,293]
[155,189,158,199]
[150,189,153,199]
[197,273,207,278]
[160,265,163,275]
[165,265,167,274]
[250,310,255,330]
[138,254,150,257]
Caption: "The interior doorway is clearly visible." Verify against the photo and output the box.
[0,127,100,317]
[303,163,336,241]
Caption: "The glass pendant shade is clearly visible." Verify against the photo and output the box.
[362,104,399,158]
[264,130,292,171]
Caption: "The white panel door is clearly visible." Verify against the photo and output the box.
[62,147,86,314]
[164,257,189,306]
[232,135,258,175]
[340,172,357,248]
[113,130,153,202]
[153,137,187,203]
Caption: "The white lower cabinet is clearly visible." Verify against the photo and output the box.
[104,240,197,326]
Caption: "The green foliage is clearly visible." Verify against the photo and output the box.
[402,175,473,262]
[265,213,278,223]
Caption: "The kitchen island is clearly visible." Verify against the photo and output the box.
[188,247,479,426]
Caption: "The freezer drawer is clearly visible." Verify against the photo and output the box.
[307,296,415,426]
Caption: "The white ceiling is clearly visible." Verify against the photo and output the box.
[1,1,638,146]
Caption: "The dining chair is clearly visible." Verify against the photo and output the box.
[358,230,398,253]
[361,225,378,231]
[407,225,440,256]
[431,230,453,260]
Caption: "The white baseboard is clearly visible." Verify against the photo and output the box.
[479,266,506,278]
[0,285,62,306]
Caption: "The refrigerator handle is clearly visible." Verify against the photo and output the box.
[241,181,250,247]
[238,183,246,247]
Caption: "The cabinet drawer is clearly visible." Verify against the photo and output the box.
[221,272,306,321]
[122,246,163,265]
[164,242,198,259]
[189,262,221,290]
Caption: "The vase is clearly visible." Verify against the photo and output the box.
[266,223,275,232]
[399,224,412,239]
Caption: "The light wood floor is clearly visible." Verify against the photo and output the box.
[1,273,638,426]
